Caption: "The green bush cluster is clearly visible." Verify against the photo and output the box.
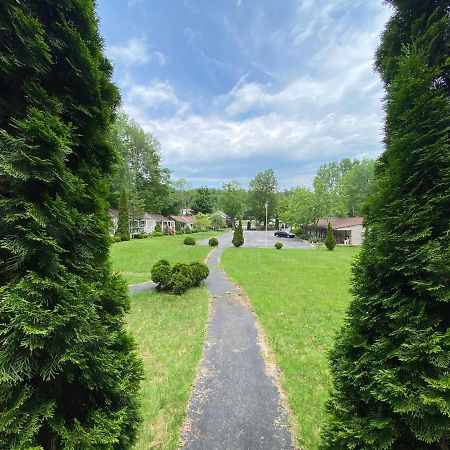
[184,228,192,234]
[184,236,196,246]
[151,260,209,294]
[275,242,283,249]
[208,237,219,246]
[133,233,148,239]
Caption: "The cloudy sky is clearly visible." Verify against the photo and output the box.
[97,0,392,189]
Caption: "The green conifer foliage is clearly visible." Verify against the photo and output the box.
[324,222,336,251]
[0,2,143,448]
[322,3,450,449]
[117,189,130,241]
[232,221,244,247]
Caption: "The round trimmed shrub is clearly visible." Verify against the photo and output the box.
[170,263,193,294]
[190,262,209,286]
[184,236,196,246]
[151,259,171,288]
[275,242,283,250]
[208,237,219,247]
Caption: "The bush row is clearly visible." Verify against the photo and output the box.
[151,260,209,295]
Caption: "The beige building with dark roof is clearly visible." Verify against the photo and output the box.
[316,217,365,245]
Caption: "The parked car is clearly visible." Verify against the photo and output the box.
[274,230,295,238]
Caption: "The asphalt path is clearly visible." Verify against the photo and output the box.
[180,247,294,450]
[197,230,314,249]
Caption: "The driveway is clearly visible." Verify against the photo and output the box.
[197,230,315,249]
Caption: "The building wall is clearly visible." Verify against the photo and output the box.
[349,224,364,245]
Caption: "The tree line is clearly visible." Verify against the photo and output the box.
[109,120,375,230]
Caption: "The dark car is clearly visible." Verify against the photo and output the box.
[274,230,295,238]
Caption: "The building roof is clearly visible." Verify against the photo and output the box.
[142,213,171,221]
[316,217,364,229]
[171,215,197,224]
[108,208,119,217]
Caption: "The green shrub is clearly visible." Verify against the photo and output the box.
[232,220,244,247]
[170,263,193,294]
[189,262,209,286]
[324,222,336,251]
[275,242,283,250]
[154,222,162,233]
[184,236,196,246]
[292,227,302,236]
[191,226,201,233]
[184,228,192,234]
[208,237,219,246]
[151,260,171,288]
[247,221,251,230]
[152,231,163,237]
[112,236,122,243]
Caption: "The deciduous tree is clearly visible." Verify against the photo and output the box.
[247,169,278,228]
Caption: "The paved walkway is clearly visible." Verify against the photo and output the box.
[181,248,294,450]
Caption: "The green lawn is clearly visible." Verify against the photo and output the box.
[110,232,221,284]
[221,246,359,450]
[128,287,209,449]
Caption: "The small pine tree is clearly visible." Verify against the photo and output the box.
[275,217,280,230]
[232,220,244,247]
[117,188,130,240]
[247,221,251,230]
[154,221,162,233]
[175,221,182,234]
[324,222,336,251]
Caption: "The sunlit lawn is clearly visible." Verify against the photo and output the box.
[128,287,209,449]
[110,232,219,284]
[221,246,359,449]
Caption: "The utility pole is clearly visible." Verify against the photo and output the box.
[265,202,269,247]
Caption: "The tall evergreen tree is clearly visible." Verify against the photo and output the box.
[324,222,336,251]
[116,189,130,241]
[0,2,142,449]
[322,3,450,449]
[232,221,244,248]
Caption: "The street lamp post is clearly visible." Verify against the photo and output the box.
[265,202,269,247]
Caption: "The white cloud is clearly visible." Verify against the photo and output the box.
[116,1,391,187]
[107,38,167,66]
[122,80,190,116]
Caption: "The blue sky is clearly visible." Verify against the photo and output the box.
[97,0,392,189]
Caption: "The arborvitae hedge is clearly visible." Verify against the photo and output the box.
[117,188,130,240]
[324,222,336,251]
[232,220,244,247]
[0,1,143,449]
[322,3,450,449]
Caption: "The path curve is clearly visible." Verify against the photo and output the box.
[181,247,295,450]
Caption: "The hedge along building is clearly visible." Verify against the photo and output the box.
[315,217,365,245]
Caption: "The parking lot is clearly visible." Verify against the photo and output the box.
[197,230,315,249]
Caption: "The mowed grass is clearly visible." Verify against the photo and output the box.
[221,246,359,450]
[128,287,209,449]
[110,232,220,284]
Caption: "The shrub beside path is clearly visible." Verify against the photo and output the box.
[180,247,295,449]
